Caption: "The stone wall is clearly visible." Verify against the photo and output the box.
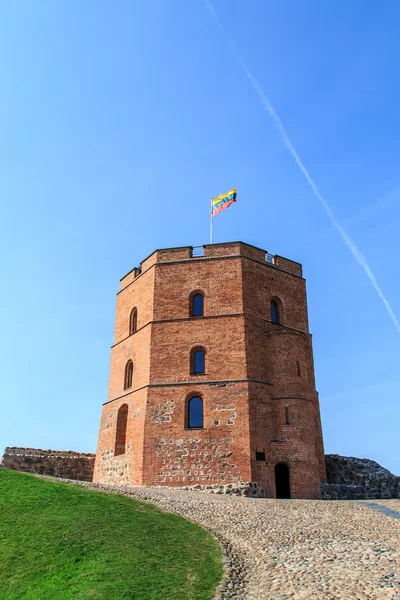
[2,446,399,500]
[1,447,95,481]
[169,481,264,497]
[322,454,400,500]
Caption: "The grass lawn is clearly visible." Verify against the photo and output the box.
[0,469,222,599]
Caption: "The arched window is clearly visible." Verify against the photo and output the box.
[129,308,137,335]
[187,396,204,428]
[191,348,205,375]
[270,300,280,324]
[296,360,301,377]
[190,293,204,317]
[124,360,133,390]
[114,404,128,456]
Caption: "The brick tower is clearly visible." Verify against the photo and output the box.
[93,242,326,498]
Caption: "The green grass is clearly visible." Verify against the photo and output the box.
[0,469,222,600]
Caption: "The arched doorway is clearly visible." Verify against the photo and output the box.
[275,463,291,499]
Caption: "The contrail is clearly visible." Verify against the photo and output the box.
[204,0,400,334]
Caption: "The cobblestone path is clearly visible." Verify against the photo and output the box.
[61,480,400,600]
[361,501,400,521]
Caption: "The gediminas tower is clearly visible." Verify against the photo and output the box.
[94,241,326,498]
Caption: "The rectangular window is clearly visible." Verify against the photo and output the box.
[256,451,266,461]
[265,252,274,264]
[193,350,205,374]
[285,407,290,425]
[191,246,204,257]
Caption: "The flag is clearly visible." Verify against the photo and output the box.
[212,188,237,217]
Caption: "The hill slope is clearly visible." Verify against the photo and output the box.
[0,469,222,600]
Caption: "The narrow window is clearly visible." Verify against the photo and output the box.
[270,300,279,324]
[129,308,137,335]
[114,404,128,456]
[191,348,205,374]
[191,293,204,317]
[187,396,203,428]
[297,360,301,377]
[285,407,290,425]
[124,360,133,390]
[256,451,266,461]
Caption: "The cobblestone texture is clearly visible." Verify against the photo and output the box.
[372,500,400,512]
[45,478,400,600]
[361,501,400,521]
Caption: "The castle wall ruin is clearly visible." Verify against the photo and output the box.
[1,447,95,481]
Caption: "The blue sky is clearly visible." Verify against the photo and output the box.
[1,1,399,474]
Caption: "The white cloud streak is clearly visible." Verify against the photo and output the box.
[204,0,400,334]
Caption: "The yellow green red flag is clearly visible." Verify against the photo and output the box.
[212,188,237,217]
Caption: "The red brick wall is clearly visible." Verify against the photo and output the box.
[94,242,326,497]
[142,383,252,487]
[242,257,309,331]
[274,255,303,277]
[152,258,244,321]
[114,266,155,344]
[149,318,247,383]
[108,327,152,399]
[203,242,242,258]
[93,387,147,486]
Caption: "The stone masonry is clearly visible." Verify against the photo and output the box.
[322,454,400,500]
[93,241,327,498]
[3,446,398,502]
[1,447,95,481]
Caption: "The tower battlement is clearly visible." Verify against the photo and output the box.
[94,241,326,498]
[119,241,302,291]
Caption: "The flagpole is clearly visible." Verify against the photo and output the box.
[210,197,213,244]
